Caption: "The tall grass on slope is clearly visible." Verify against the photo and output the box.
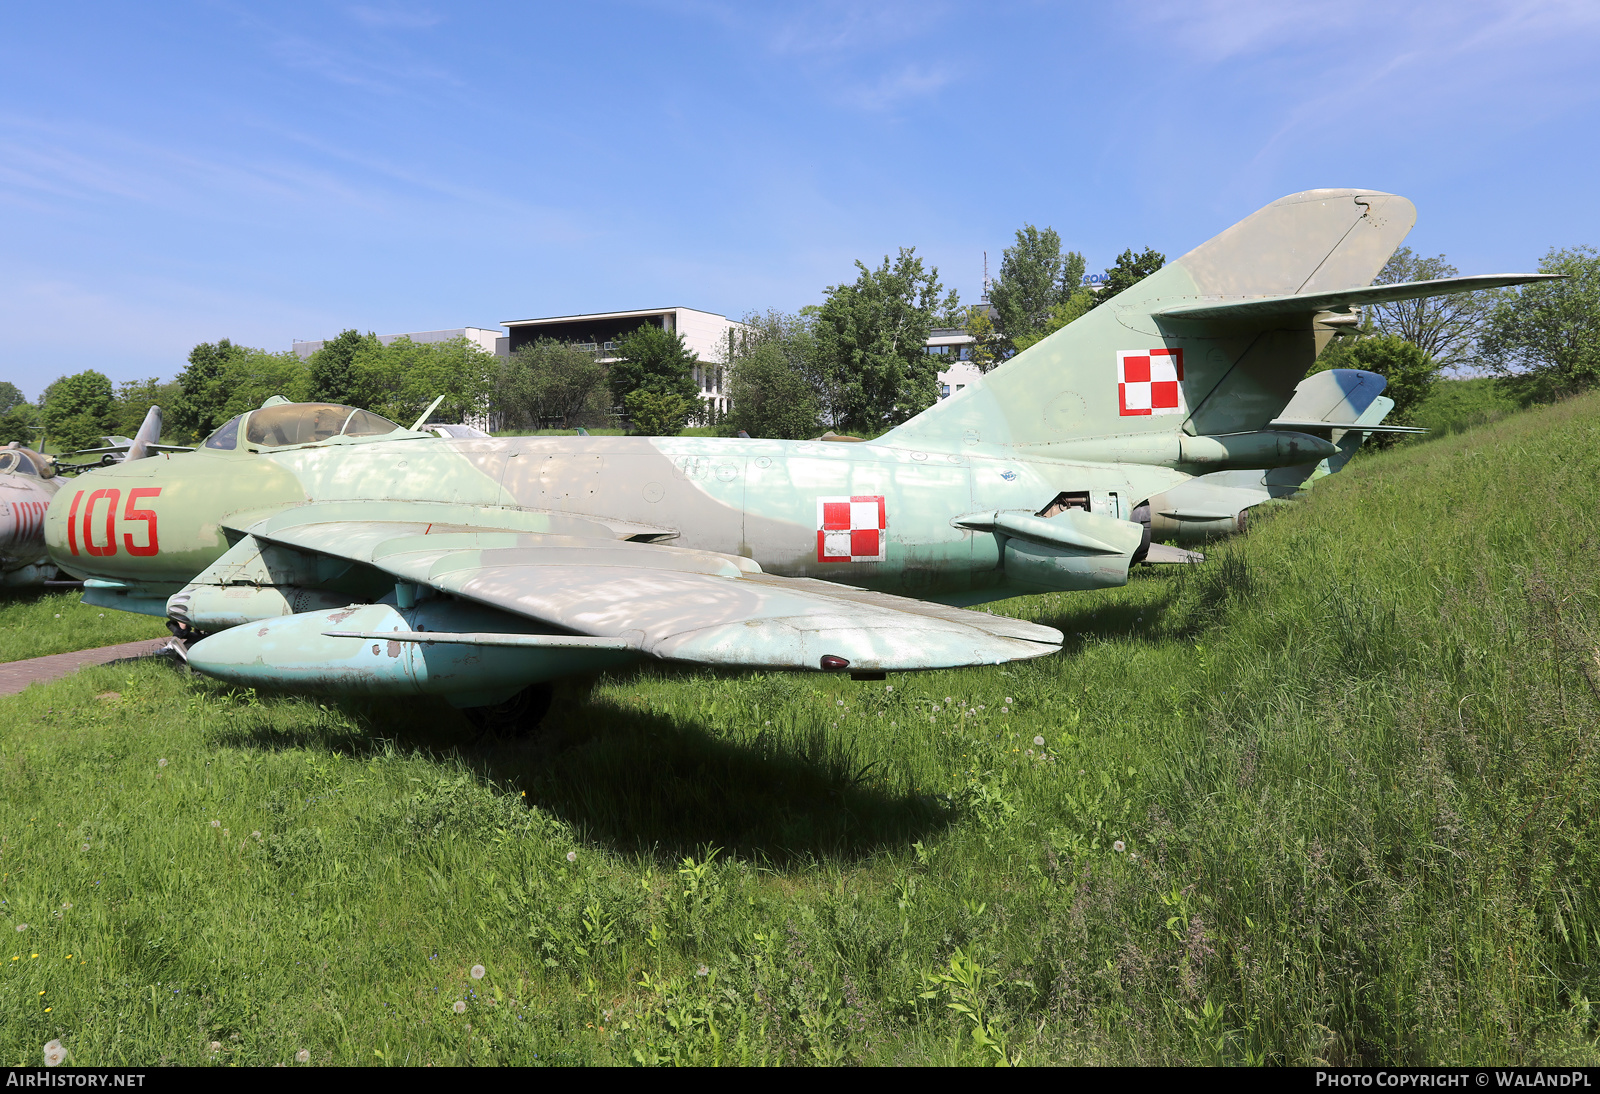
[0,396,1596,1066]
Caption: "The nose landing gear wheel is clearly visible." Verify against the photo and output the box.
[462,683,555,739]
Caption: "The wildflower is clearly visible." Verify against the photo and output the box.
[1034,736,1045,747]
[158,759,168,767]
[81,844,89,851]
[764,720,771,726]
[470,964,486,980]
[61,903,71,910]
[836,699,844,707]
[252,831,261,839]
[1113,840,1126,853]
[1001,707,1010,713]
[98,613,104,618]
[43,1040,66,1067]
[1130,852,1139,860]
[453,1000,467,1014]
[1005,697,1013,704]
[209,1042,222,1052]
[54,614,61,619]
[696,965,708,977]
[296,1050,310,1063]
[885,685,893,692]
[566,851,576,863]
[210,820,220,828]
[14,924,25,932]
[1026,749,1034,757]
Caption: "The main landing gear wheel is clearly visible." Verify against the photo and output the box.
[462,683,555,739]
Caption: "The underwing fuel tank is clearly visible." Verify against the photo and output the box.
[184,601,638,707]
[168,584,356,632]
[954,508,1146,594]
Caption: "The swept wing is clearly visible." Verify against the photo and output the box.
[232,511,1061,672]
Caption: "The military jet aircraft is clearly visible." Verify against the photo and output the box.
[0,442,63,587]
[63,406,191,467]
[43,188,1556,731]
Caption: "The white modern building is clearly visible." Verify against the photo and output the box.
[290,307,980,419]
[292,326,507,359]
[501,306,746,418]
[926,327,983,399]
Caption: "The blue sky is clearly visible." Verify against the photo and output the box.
[4,0,1598,397]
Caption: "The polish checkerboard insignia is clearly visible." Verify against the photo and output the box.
[816,495,887,562]
[1117,348,1185,416]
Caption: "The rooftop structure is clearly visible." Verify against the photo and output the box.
[925,326,982,399]
[502,307,745,418]
[292,327,507,360]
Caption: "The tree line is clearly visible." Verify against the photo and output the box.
[9,232,1597,450]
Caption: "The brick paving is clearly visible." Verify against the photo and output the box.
[0,638,176,697]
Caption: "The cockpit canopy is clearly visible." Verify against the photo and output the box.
[245,404,401,447]
[200,403,404,451]
[0,444,50,477]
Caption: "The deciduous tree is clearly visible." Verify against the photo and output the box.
[813,248,957,433]
[988,225,1085,352]
[0,402,40,447]
[609,324,701,426]
[171,338,249,441]
[1087,247,1166,310]
[623,389,694,437]
[496,340,610,430]
[1368,247,1493,373]
[348,336,494,427]
[1477,245,1600,402]
[307,329,377,406]
[728,340,820,439]
[42,370,115,451]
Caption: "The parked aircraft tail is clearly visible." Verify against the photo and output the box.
[883,189,1556,465]
[126,405,163,461]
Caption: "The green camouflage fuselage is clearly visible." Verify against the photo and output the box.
[46,429,1185,608]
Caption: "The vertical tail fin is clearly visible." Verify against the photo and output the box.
[127,405,163,462]
[882,190,1416,457]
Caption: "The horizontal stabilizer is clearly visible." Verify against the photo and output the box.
[1153,274,1561,322]
[1267,418,1427,435]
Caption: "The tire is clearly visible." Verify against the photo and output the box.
[462,683,555,738]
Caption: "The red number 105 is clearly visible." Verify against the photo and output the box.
[66,487,160,557]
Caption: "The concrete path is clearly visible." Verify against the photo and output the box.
[0,638,176,697]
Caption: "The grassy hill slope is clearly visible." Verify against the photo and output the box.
[1,394,1596,1066]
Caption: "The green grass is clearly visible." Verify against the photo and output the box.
[1410,377,1528,437]
[2,395,1598,1066]
[0,590,167,664]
